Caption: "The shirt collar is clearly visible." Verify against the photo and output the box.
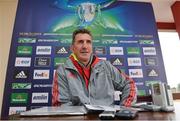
[70,53,93,67]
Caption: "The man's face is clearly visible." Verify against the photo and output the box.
[71,33,93,64]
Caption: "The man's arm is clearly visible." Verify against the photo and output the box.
[52,71,60,106]
[105,61,137,107]
[52,66,71,106]
[118,71,137,107]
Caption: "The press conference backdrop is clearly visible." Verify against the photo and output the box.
[1,0,167,119]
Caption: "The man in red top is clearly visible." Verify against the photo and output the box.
[52,28,137,107]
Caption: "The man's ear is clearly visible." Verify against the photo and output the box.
[70,45,74,52]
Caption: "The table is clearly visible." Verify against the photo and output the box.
[9,101,180,120]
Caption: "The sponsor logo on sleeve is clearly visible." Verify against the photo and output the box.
[9,107,26,115]
[11,93,28,103]
[127,57,142,66]
[129,69,143,78]
[34,57,51,67]
[33,70,50,79]
[143,47,156,55]
[31,93,49,103]
[15,57,31,67]
[36,46,51,55]
[110,47,123,55]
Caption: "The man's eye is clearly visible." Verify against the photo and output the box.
[87,40,92,44]
[77,40,83,44]
[79,40,84,43]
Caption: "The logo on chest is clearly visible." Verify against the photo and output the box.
[68,72,77,79]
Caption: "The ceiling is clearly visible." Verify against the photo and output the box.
[120,0,179,23]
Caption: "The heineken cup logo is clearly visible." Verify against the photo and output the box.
[79,3,96,22]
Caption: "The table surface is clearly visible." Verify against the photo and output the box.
[9,100,180,120]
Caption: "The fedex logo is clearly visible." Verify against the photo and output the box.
[129,69,143,78]
[33,70,50,79]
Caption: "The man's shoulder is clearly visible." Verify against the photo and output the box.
[94,59,112,67]
[56,58,73,70]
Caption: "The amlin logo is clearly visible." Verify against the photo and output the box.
[143,47,156,55]
[32,93,49,103]
[33,70,50,79]
[36,46,51,55]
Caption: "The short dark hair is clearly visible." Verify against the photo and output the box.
[72,28,92,44]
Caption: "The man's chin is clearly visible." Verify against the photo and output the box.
[79,56,90,61]
[80,54,90,57]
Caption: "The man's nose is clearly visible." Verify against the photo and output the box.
[82,42,88,48]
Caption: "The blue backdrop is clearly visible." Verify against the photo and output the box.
[1,0,167,119]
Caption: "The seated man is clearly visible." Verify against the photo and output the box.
[52,28,137,107]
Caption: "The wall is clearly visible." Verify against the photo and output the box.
[172,1,180,38]
[0,0,18,116]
